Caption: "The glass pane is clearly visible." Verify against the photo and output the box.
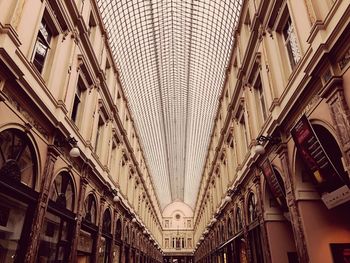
[37,211,71,263]
[0,194,28,263]
[97,0,244,208]
[0,129,36,188]
[50,172,75,211]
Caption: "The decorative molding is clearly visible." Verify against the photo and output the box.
[338,48,350,70]
[5,91,49,139]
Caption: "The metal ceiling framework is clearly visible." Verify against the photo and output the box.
[97,0,243,209]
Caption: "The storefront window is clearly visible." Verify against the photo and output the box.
[0,129,38,263]
[84,194,97,224]
[49,172,75,211]
[77,229,94,262]
[78,194,98,262]
[98,210,112,263]
[247,194,257,223]
[0,129,36,188]
[37,171,76,262]
[0,195,28,263]
[37,211,73,262]
[115,219,122,241]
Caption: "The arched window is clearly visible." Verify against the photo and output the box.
[115,219,122,240]
[227,218,233,237]
[247,193,257,223]
[39,173,75,262]
[216,229,220,245]
[132,230,136,245]
[100,209,112,263]
[235,207,242,232]
[0,128,37,188]
[50,171,75,211]
[125,225,129,242]
[220,224,225,242]
[273,169,288,211]
[84,194,97,224]
[247,192,264,263]
[102,209,112,234]
[0,128,38,262]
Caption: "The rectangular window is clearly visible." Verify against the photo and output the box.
[71,77,87,127]
[254,76,267,124]
[176,238,181,249]
[71,82,82,122]
[164,220,169,228]
[283,17,301,69]
[94,116,105,154]
[0,197,29,262]
[187,238,192,248]
[239,112,249,152]
[110,141,117,176]
[33,19,52,73]
[88,12,97,41]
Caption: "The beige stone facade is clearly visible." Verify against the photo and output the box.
[1,0,350,263]
[193,0,350,263]
[0,0,162,262]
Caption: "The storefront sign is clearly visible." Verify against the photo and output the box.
[261,159,285,204]
[78,230,93,253]
[291,115,350,208]
[321,185,350,209]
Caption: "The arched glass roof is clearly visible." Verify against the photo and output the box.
[97,0,243,208]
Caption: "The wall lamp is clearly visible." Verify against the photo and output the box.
[55,136,80,158]
[68,137,80,158]
[254,135,281,155]
[224,195,232,203]
[113,194,120,203]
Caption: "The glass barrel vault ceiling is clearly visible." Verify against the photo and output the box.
[97,0,243,209]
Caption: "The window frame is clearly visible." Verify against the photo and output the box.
[282,16,301,70]
[71,76,88,126]
[33,19,53,73]
[31,9,60,76]
[94,113,106,155]
[253,74,268,126]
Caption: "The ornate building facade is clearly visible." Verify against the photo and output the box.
[0,0,162,262]
[193,0,350,263]
[0,0,350,263]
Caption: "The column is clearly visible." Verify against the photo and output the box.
[321,79,350,173]
[239,193,251,263]
[70,173,89,262]
[277,144,309,262]
[252,172,271,263]
[24,145,59,263]
[93,195,107,263]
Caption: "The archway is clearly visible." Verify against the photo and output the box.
[262,168,298,263]
[99,209,112,263]
[77,193,98,262]
[38,171,76,262]
[294,123,350,262]
[113,218,122,263]
[0,128,39,262]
